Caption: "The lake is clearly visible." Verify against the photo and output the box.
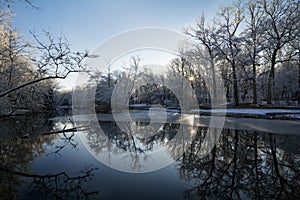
[0,112,299,199]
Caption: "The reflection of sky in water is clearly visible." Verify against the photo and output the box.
[78,121,191,173]
[1,115,299,199]
[32,121,187,199]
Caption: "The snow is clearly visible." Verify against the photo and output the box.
[129,104,149,108]
[190,109,300,119]
[115,104,300,119]
[129,104,300,118]
[191,108,300,114]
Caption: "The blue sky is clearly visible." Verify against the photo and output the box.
[10,0,231,89]
[12,0,230,50]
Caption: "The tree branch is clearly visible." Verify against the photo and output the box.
[0,71,80,98]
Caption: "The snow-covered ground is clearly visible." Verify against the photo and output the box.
[190,108,300,119]
[129,103,148,108]
[128,104,300,119]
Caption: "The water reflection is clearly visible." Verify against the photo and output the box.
[81,120,197,172]
[0,114,299,199]
[178,129,300,199]
[0,113,55,138]
[0,114,98,199]
[82,119,299,199]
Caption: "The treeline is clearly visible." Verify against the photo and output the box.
[182,0,299,106]
[89,0,300,110]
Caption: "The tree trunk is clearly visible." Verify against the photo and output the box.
[0,76,58,98]
[232,64,239,106]
[252,63,257,104]
[267,65,275,105]
[210,58,217,102]
[298,51,300,106]
[267,50,277,105]
[267,73,273,105]
[298,49,300,88]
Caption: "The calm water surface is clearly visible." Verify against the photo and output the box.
[0,113,299,199]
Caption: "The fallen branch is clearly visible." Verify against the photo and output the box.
[41,125,90,136]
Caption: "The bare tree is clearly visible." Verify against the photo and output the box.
[111,56,140,112]
[184,15,218,99]
[243,0,265,104]
[0,31,89,98]
[213,1,244,106]
[260,0,299,104]
[0,0,40,10]
[0,16,58,111]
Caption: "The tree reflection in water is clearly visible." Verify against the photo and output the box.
[86,121,156,171]
[90,121,180,154]
[85,120,191,171]
[2,113,298,199]
[86,120,299,199]
[178,129,300,199]
[0,114,98,199]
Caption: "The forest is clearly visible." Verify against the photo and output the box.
[0,0,299,116]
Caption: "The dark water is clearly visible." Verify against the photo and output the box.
[0,114,299,199]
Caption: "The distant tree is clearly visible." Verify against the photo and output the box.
[274,61,298,105]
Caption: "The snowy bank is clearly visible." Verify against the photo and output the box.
[190,109,300,119]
